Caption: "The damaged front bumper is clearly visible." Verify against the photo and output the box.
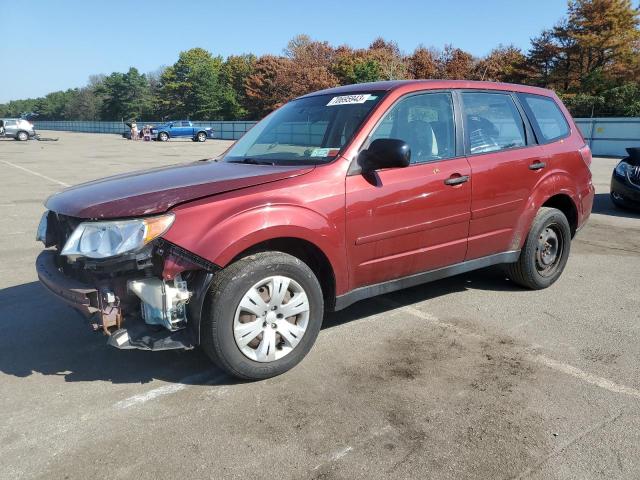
[35,244,216,352]
[36,250,99,317]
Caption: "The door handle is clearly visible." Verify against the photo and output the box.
[444,175,470,186]
[529,161,546,170]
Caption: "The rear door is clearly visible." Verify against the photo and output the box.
[346,91,471,288]
[4,120,18,137]
[181,121,194,137]
[459,91,544,260]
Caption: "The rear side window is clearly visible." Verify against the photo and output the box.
[518,93,570,143]
[460,92,526,154]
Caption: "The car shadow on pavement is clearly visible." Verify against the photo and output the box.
[0,268,516,385]
[591,193,640,219]
[0,281,231,386]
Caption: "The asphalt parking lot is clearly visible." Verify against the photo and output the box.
[1,131,639,480]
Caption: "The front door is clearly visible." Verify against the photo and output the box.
[346,91,471,289]
[459,91,545,260]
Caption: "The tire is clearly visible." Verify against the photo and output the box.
[201,251,324,380]
[196,131,207,142]
[504,207,571,290]
[158,132,169,142]
[16,131,29,141]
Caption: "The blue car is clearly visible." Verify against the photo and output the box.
[152,121,214,142]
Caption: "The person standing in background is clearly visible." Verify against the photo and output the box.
[130,121,138,140]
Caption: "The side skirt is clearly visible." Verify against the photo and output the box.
[334,250,521,311]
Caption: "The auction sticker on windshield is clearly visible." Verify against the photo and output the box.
[327,94,373,106]
[310,147,340,157]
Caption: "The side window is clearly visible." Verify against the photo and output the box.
[368,92,455,164]
[518,93,570,143]
[181,121,191,127]
[461,92,526,154]
[5,120,17,127]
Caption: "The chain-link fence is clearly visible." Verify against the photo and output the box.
[33,118,640,156]
[33,120,258,140]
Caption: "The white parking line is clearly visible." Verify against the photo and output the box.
[114,371,227,409]
[1,160,69,187]
[533,355,640,399]
[376,297,640,400]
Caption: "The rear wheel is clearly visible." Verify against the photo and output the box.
[158,132,169,142]
[504,207,571,289]
[201,252,324,380]
[16,131,28,141]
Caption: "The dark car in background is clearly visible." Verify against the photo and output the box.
[152,120,214,142]
[611,147,640,210]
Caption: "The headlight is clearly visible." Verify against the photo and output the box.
[615,161,630,176]
[61,213,174,259]
[36,210,49,244]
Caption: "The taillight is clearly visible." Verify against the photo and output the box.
[579,144,592,169]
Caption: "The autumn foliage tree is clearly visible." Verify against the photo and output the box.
[244,55,294,119]
[2,0,640,120]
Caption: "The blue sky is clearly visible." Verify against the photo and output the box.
[0,0,567,102]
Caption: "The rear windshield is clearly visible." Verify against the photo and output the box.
[224,92,384,165]
[517,93,570,143]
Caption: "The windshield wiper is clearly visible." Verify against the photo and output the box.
[227,158,275,165]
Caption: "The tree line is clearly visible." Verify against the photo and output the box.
[1,0,639,121]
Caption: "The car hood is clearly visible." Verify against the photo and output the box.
[46,160,314,219]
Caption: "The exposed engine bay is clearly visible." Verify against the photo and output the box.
[36,212,217,351]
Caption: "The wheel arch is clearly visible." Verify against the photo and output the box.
[541,193,579,237]
[512,173,581,250]
[229,237,337,310]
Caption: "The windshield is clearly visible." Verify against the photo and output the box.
[224,92,385,165]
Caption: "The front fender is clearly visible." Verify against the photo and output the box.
[165,203,347,293]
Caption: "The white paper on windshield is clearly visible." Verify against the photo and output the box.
[310,147,340,157]
[327,94,371,106]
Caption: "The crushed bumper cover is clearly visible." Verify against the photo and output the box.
[36,250,99,317]
[108,324,195,351]
[36,249,196,351]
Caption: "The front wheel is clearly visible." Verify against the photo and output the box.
[504,207,571,289]
[201,252,324,380]
[196,132,207,142]
[158,132,169,142]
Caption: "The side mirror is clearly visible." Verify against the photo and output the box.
[359,138,411,173]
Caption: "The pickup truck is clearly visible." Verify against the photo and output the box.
[152,120,214,142]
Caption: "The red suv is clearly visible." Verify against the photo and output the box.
[36,80,594,380]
